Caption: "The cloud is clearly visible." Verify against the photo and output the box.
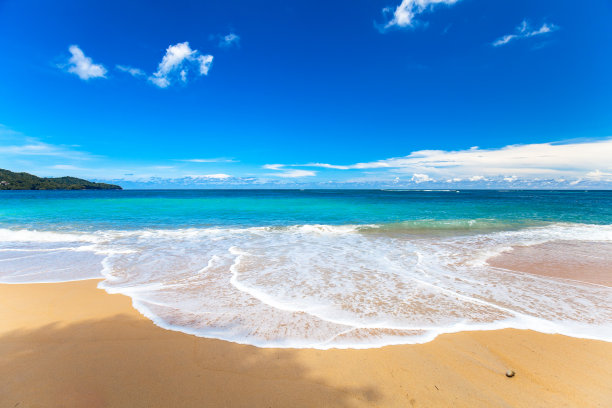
[0,125,105,178]
[149,42,214,88]
[493,20,558,47]
[274,170,317,178]
[586,170,612,181]
[62,45,107,80]
[116,65,146,77]
[411,173,433,183]
[198,55,214,75]
[185,174,232,179]
[179,158,238,163]
[217,33,240,48]
[263,164,316,178]
[382,0,461,30]
[0,136,92,160]
[49,164,82,170]
[263,164,284,171]
[282,138,612,182]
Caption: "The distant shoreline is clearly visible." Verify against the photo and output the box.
[2,188,611,191]
[0,168,121,190]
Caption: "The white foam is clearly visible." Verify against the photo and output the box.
[0,223,610,348]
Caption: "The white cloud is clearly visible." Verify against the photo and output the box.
[286,138,612,182]
[149,42,214,88]
[411,173,432,183]
[179,158,238,163]
[383,0,461,29]
[62,45,107,80]
[218,33,240,48]
[116,65,146,77]
[493,20,558,47]
[185,174,232,179]
[198,55,214,75]
[275,170,317,178]
[263,164,316,178]
[0,139,92,160]
[49,164,82,170]
[263,164,283,171]
[586,170,612,181]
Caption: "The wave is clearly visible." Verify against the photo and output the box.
[0,222,611,348]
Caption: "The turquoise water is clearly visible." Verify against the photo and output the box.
[1,190,611,348]
[1,190,611,230]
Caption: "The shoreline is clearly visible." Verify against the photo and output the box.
[1,280,611,407]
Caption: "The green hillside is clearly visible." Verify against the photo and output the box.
[0,169,122,190]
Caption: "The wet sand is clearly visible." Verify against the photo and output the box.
[488,240,612,286]
[1,279,611,408]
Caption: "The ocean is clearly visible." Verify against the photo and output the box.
[1,189,610,348]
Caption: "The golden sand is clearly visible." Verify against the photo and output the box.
[1,279,611,407]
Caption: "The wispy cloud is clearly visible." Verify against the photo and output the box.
[0,125,104,177]
[149,42,214,88]
[382,0,461,30]
[586,170,612,181]
[0,134,93,161]
[492,20,558,47]
[283,139,612,182]
[263,164,316,178]
[61,45,107,80]
[184,174,232,179]
[216,33,240,48]
[179,158,238,163]
[116,65,146,77]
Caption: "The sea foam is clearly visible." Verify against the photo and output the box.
[0,223,610,348]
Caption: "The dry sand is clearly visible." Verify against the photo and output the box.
[1,279,611,408]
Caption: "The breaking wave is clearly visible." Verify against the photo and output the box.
[0,222,611,348]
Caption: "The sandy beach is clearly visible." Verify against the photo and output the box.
[1,278,610,408]
[488,241,612,286]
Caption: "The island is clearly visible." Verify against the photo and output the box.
[0,169,122,190]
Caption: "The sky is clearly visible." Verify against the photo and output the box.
[0,0,611,189]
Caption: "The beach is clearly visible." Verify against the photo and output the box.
[1,278,611,408]
[1,190,611,406]
[3,0,611,404]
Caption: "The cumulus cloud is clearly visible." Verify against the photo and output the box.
[382,0,461,30]
[149,42,214,88]
[217,33,240,48]
[493,20,558,47]
[116,65,146,77]
[62,45,107,80]
[411,173,433,183]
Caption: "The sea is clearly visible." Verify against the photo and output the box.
[1,189,610,348]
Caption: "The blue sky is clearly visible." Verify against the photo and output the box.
[0,0,611,188]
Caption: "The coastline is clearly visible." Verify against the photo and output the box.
[1,279,611,407]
